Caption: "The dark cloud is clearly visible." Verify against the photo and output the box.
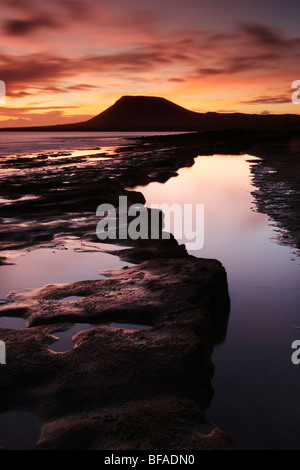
[169,78,185,83]
[4,15,60,35]
[0,53,72,86]
[226,53,280,73]
[0,48,172,97]
[198,67,223,75]
[1,0,95,37]
[239,22,300,50]
[6,90,32,98]
[2,0,159,38]
[66,84,100,91]
[240,23,287,47]
[204,55,275,77]
[84,50,171,72]
[38,86,69,94]
[240,95,291,105]
[193,23,300,78]
[1,105,77,113]
[171,53,192,61]
[0,110,93,127]
[5,83,100,99]
[1,18,299,104]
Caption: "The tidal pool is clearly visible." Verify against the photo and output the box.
[0,244,132,299]
[50,322,152,353]
[134,154,300,450]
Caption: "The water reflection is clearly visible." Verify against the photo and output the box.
[0,246,132,298]
[135,154,300,450]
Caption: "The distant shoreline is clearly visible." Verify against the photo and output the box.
[1,95,299,132]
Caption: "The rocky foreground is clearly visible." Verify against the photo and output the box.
[0,251,235,450]
[0,127,299,449]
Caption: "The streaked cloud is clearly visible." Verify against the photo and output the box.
[0,0,299,126]
[240,95,292,105]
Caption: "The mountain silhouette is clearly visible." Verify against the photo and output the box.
[83,95,204,130]
[2,95,300,131]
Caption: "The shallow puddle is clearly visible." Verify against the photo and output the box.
[59,296,86,302]
[50,323,94,352]
[0,316,26,329]
[50,322,152,352]
[108,322,152,331]
[0,246,132,299]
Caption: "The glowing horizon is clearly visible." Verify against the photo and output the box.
[0,0,299,127]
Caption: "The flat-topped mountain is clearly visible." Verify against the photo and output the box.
[84,95,202,130]
[2,95,300,131]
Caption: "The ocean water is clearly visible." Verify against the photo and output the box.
[0,131,185,158]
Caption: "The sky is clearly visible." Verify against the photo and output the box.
[0,0,300,127]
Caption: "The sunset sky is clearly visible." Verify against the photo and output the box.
[0,0,300,127]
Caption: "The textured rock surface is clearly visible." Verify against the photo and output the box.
[0,253,235,449]
[4,127,298,449]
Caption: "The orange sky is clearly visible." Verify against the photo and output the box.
[0,0,299,127]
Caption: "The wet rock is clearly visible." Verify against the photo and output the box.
[5,130,293,449]
[0,254,233,449]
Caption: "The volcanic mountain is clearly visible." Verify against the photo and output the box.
[3,95,300,131]
[82,95,203,131]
